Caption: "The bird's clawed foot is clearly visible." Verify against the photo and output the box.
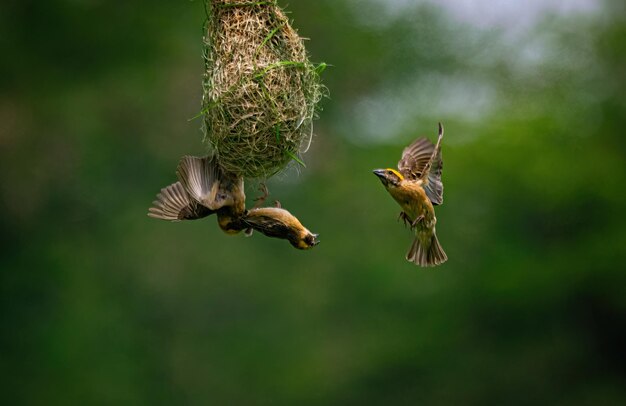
[398,211,411,228]
[253,183,270,208]
[411,214,424,228]
[398,212,424,228]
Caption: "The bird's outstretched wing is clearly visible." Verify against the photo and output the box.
[176,155,234,210]
[397,123,444,205]
[398,137,435,179]
[148,182,214,221]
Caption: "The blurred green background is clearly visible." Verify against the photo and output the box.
[2,0,625,404]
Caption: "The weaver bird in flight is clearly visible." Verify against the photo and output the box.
[373,123,447,267]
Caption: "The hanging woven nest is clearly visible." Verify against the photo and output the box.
[202,0,325,178]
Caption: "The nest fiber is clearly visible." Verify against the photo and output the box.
[202,0,324,178]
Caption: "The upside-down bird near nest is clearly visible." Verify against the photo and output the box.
[148,156,319,250]
[242,205,319,250]
[373,123,447,267]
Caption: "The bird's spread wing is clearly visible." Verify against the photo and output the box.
[148,182,214,221]
[176,155,234,210]
[398,137,435,180]
[397,124,444,205]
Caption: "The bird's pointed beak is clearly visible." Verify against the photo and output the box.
[373,169,386,179]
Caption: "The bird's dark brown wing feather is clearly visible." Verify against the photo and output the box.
[424,150,443,205]
[398,137,435,180]
[242,213,293,240]
[148,181,214,221]
[397,127,444,205]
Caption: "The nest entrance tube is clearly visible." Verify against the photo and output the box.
[202,0,324,179]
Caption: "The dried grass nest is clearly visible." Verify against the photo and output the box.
[201,0,326,178]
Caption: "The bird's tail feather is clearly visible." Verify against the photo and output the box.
[406,232,447,267]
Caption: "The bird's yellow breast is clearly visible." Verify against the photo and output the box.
[389,181,434,223]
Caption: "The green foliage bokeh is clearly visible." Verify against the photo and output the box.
[1,1,625,404]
